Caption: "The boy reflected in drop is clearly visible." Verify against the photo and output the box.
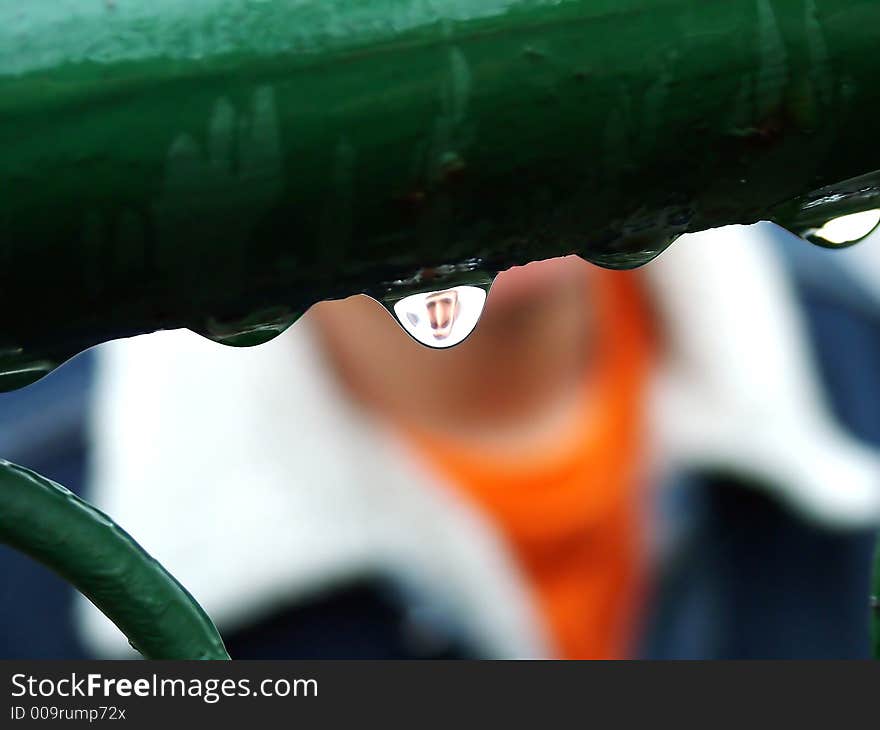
[311,256,654,659]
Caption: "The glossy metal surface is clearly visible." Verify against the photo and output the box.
[0,459,229,660]
[1,0,880,387]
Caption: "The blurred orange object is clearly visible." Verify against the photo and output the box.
[401,271,654,658]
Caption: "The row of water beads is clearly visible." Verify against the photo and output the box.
[2,201,878,394]
[382,208,880,349]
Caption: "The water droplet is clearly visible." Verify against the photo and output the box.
[197,307,302,347]
[582,232,681,269]
[769,168,880,248]
[390,285,487,348]
[803,209,880,248]
[0,361,57,392]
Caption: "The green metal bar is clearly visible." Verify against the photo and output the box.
[1,0,880,389]
[0,459,229,660]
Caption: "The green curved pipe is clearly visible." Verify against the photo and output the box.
[0,459,229,660]
[2,0,880,389]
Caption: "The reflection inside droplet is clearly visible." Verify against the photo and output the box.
[392,285,487,348]
[807,209,880,246]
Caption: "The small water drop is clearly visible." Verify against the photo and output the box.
[198,307,302,347]
[769,169,880,248]
[390,285,487,349]
[803,209,880,248]
[0,361,57,392]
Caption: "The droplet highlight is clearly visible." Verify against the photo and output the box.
[768,169,880,249]
[804,209,880,248]
[392,285,487,348]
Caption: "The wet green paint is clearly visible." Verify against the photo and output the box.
[0,460,229,660]
[1,0,880,386]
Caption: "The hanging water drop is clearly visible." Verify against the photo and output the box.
[804,209,880,248]
[0,360,57,392]
[391,285,487,349]
[768,169,880,249]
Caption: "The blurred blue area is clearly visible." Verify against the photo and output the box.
[0,350,94,659]
[644,228,879,659]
